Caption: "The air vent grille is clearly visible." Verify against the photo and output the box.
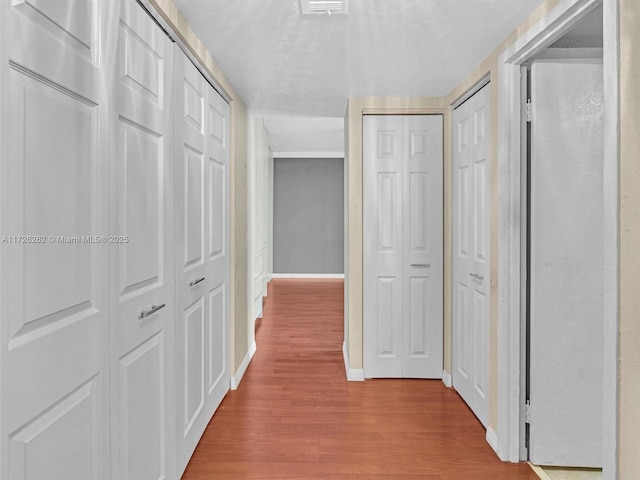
[300,0,349,15]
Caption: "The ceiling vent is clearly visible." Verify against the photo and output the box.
[300,0,349,15]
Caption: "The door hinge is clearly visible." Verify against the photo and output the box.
[525,400,531,424]
[526,100,533,123]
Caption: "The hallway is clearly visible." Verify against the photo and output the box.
[182,279,538,479]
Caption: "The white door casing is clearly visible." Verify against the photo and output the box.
[363,115,443,379]
[175,48,230,476]
[528,59,604,467]
[1,1,111,478]
[109,1,177,478]
[494,0,616,465]
[452,83,491,427]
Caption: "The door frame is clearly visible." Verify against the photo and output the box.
[496,0,618,477]
[362,113,444,379]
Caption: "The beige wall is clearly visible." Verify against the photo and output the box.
[232,105,250,372]
[148,0,251,376]
[619,0,640,476]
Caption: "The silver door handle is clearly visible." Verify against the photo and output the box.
[189,277,206,287]
[411,263,431,268]
[139,303,166,319]
[469,273,484,280]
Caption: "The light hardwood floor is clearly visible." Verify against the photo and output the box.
[182,279,540,479]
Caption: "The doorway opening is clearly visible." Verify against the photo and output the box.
[496,0,618,477]
[521,4,604,474]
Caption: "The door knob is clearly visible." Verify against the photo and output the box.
[469,273,484,281]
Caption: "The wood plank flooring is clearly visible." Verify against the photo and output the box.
[182,279,539,480]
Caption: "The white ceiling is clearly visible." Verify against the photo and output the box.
[173,0,547,152]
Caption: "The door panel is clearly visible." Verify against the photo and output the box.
[119,333,166,480]
[118,121,163,294]
[1,1,110,478]
[184,299,205,431]
[8,378,100,480]
[474,160,487,261]
[110,1,176,479]
[208,285,226,392]
[364,115,443,379]
[456,283,470,381]
[376,277,401,359]
[378,173,399,251]
[452,83,491,427]
[403,116,443,378]
[529,59,603,467]
[409,173,428,251]
[364,118,403,377]
[204,82,230,409]
[210,160,225,258]
[184,147,205,269]
[408,276,429,355]
[175,49,230,476]
[473,289,488,400]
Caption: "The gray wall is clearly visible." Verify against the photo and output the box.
[273,158,344,274]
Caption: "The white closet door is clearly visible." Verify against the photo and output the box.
[175,51,208,474]
[452,83,491,427]
[204,68,231,427]
[364,116,404,377]
[364,115,443,379]
[109,1,176,479]
[175,49,230,476]
[1,2,111,478]
[402,115,444,378]
[529,60,603,467]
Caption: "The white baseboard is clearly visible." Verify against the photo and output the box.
[342,341,365,381]
[442,369,452,387]
[486,427,499,455]
[230,341,256,390]
[271,273,345,279]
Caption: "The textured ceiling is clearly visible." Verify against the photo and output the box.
[173,0,547,151]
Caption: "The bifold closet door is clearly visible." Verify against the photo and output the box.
[452,83,491,427]
[0,1,111,478]
[109,1,177,479]
[529,59,603,467]
[363,115,443,379]
[175,49,231,475]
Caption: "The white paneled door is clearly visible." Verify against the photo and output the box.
[363,115,443,379]
[175,49,230,476]
[1,1,111,478]
[452,83,491,427]
[109,1,177,479]
[529,59,603,467]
